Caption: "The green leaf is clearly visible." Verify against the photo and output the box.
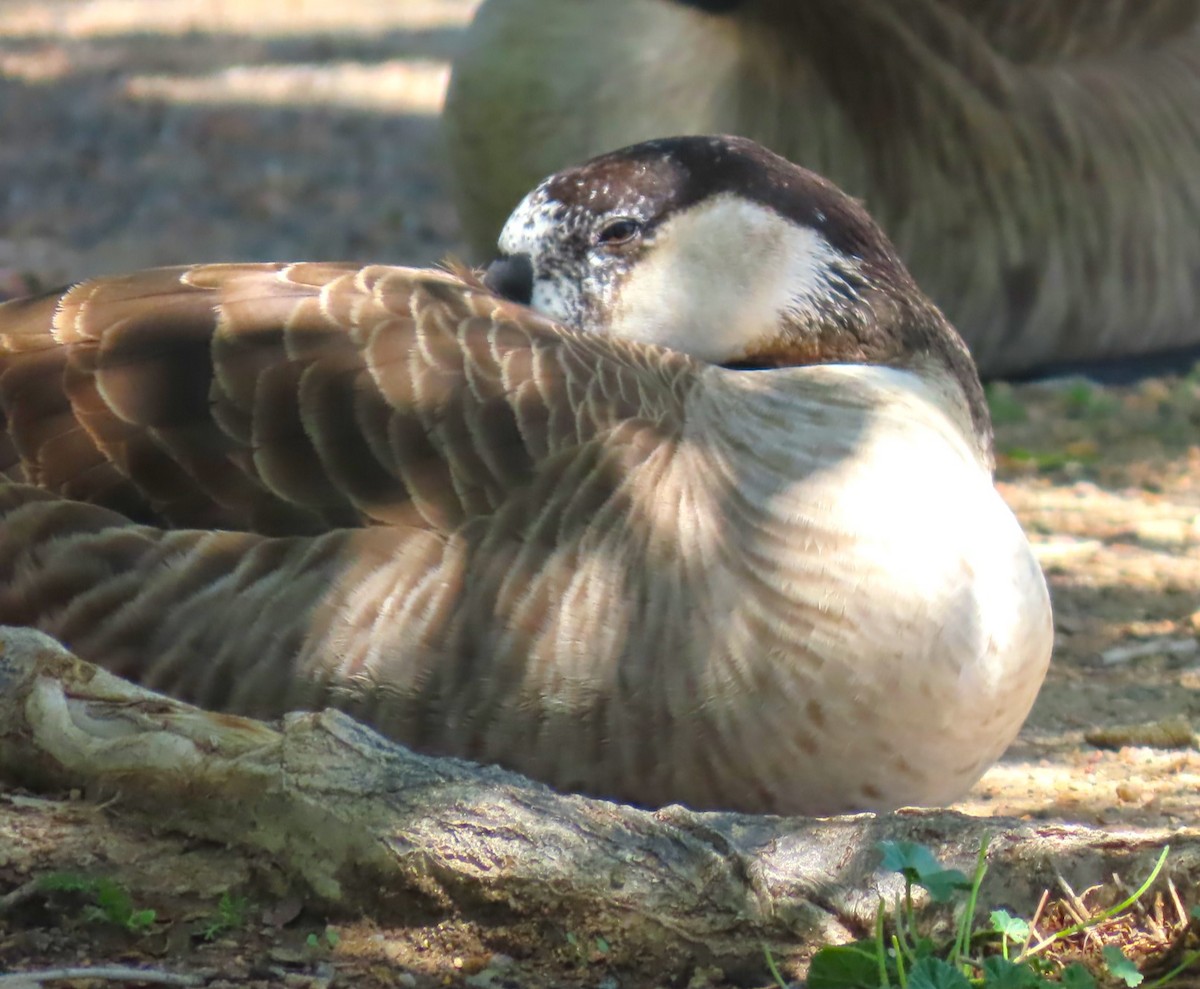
[1191,905,1200,920]
[906,956,971,989]
[1059,962,1096,989]
[807,943,884,989]
[990,910,1031,942]
[38,873,155,933]
[206,892,248,937]
[980,957,1037,989]
[879,842,944,877]
[128,908,156,931]
[1103,947,1143,987]
[38,872,98,894]
[909,936,937,960]
[93,881,133,921]
[218,892,246,919]
[921,870,972,903]
[877,843,969,902]
[594,936,610,954]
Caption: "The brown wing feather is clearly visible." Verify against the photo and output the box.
[0,262,693,535]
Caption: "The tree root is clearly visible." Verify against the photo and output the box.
[0,626,1195,975]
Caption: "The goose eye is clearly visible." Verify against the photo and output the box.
[596,218,641,248]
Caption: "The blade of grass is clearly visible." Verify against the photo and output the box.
[892,935,907,989]
[876,898,890,989]
[894,892,916,963]
[763,944,788,989]
[1142,950,1200,989]
[1020,846,1171,961]
[951,836,991,969]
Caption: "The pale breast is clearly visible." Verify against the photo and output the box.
[609,367,1051,816]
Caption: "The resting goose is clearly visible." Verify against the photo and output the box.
[0,136,1052,816]
[443,0,1200,378]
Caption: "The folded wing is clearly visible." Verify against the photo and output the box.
[0,262,694,535]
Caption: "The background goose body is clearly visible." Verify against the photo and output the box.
[0,137,1052,815]
[444,0,1200,377]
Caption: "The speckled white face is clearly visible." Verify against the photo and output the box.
[497,185,590,325]
[496,184,864,364]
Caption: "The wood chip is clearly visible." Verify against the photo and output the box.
[1085,716,1197,750]
[1099,638,1199,665]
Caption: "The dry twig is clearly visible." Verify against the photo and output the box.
[0,878,41,915]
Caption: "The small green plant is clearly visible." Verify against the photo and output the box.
[1061,382,1116,420]
[200,891,249,941]
[985,384,1029,426]
[37,872,156,933]
[563,930,612,966]
[764,841,1199,989]
[306,926,341,951]
[999,446,1098,472]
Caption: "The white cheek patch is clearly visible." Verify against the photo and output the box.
[530,277,581,325]
[608,195,850,362]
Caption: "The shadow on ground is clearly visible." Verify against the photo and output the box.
[0,23,469,286]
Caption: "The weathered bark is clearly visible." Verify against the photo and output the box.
[0,626,1194,977]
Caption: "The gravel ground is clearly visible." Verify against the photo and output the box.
[1,3,1199,986]
[0,0,473,293]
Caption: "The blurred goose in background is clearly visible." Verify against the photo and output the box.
[0,136,1051,816]
[444,0,1200,378]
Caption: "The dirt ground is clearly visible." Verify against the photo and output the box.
[1,2,1198,986]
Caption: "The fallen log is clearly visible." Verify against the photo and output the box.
[0,626,1194,978]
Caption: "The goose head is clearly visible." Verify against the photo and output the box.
[486,134,991,455]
